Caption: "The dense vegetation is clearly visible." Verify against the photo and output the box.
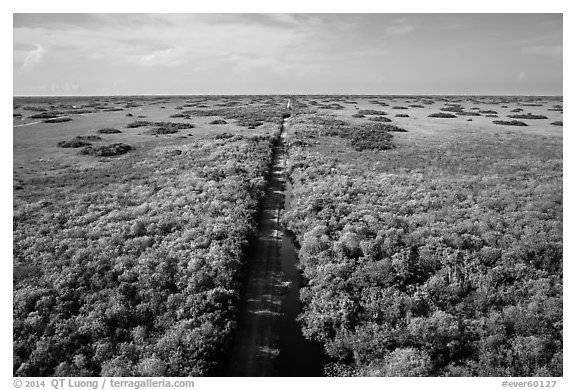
[283,115,562,376]
[14,130,279,376]
[13,95,562,378]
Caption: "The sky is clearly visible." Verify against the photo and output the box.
[13,13,563,96]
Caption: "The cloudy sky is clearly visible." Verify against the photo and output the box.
[13,13,562,95]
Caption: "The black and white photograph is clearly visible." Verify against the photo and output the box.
[7,3,570,389]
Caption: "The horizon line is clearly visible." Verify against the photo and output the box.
[13,93,564,98]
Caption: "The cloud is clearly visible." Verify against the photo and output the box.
[136,47,187,67]
[386,18,417,36]
[20,45,46,70]
[521,45,562,57]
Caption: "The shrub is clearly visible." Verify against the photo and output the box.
[493,120,528,126]
[351,114,365,118]
[97,128,122,134]
[126,121,152,128]
[369,116,392,123]
[44,117,71,123]
[550,121,563,126]
[357,109,387,115]
[57,139,91,148]
[30,112,59,119]
[170,113,191,119]
[80,143,132,156]
[147,127,178,135]
[392,106,408,110]
[127,121,195,130]
[349,127,395,151]
[429,113,457,118]
[440,106,463,112]
[507,113,548,120]
[215,132,236,140]
[209,119,228,125]
[395,114,409,118]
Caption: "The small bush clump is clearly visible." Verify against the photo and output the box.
[126,120,153,128]
[507,113,548,120]
[170,113,192,119]
[550,121,563,126]
[127,121,195,130]
[30,112,59,119]
[57,139,91,148]
[440,106,463,112]
[210,119,228,125]
[548,105,563,112]
[369,116,392,123]
[81,143,132,156]
[97,128,122,134]
[147,127,178,135]
[358,109,387,115]
[429,113,457,118]
[392,106,408,110]
[493,120,528,126]
[395,114,409,118]
[351,114,365,118]
[215,132,236,140]
[458,112,482,116]
[349,127,394,151]
[44,117,72,123]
